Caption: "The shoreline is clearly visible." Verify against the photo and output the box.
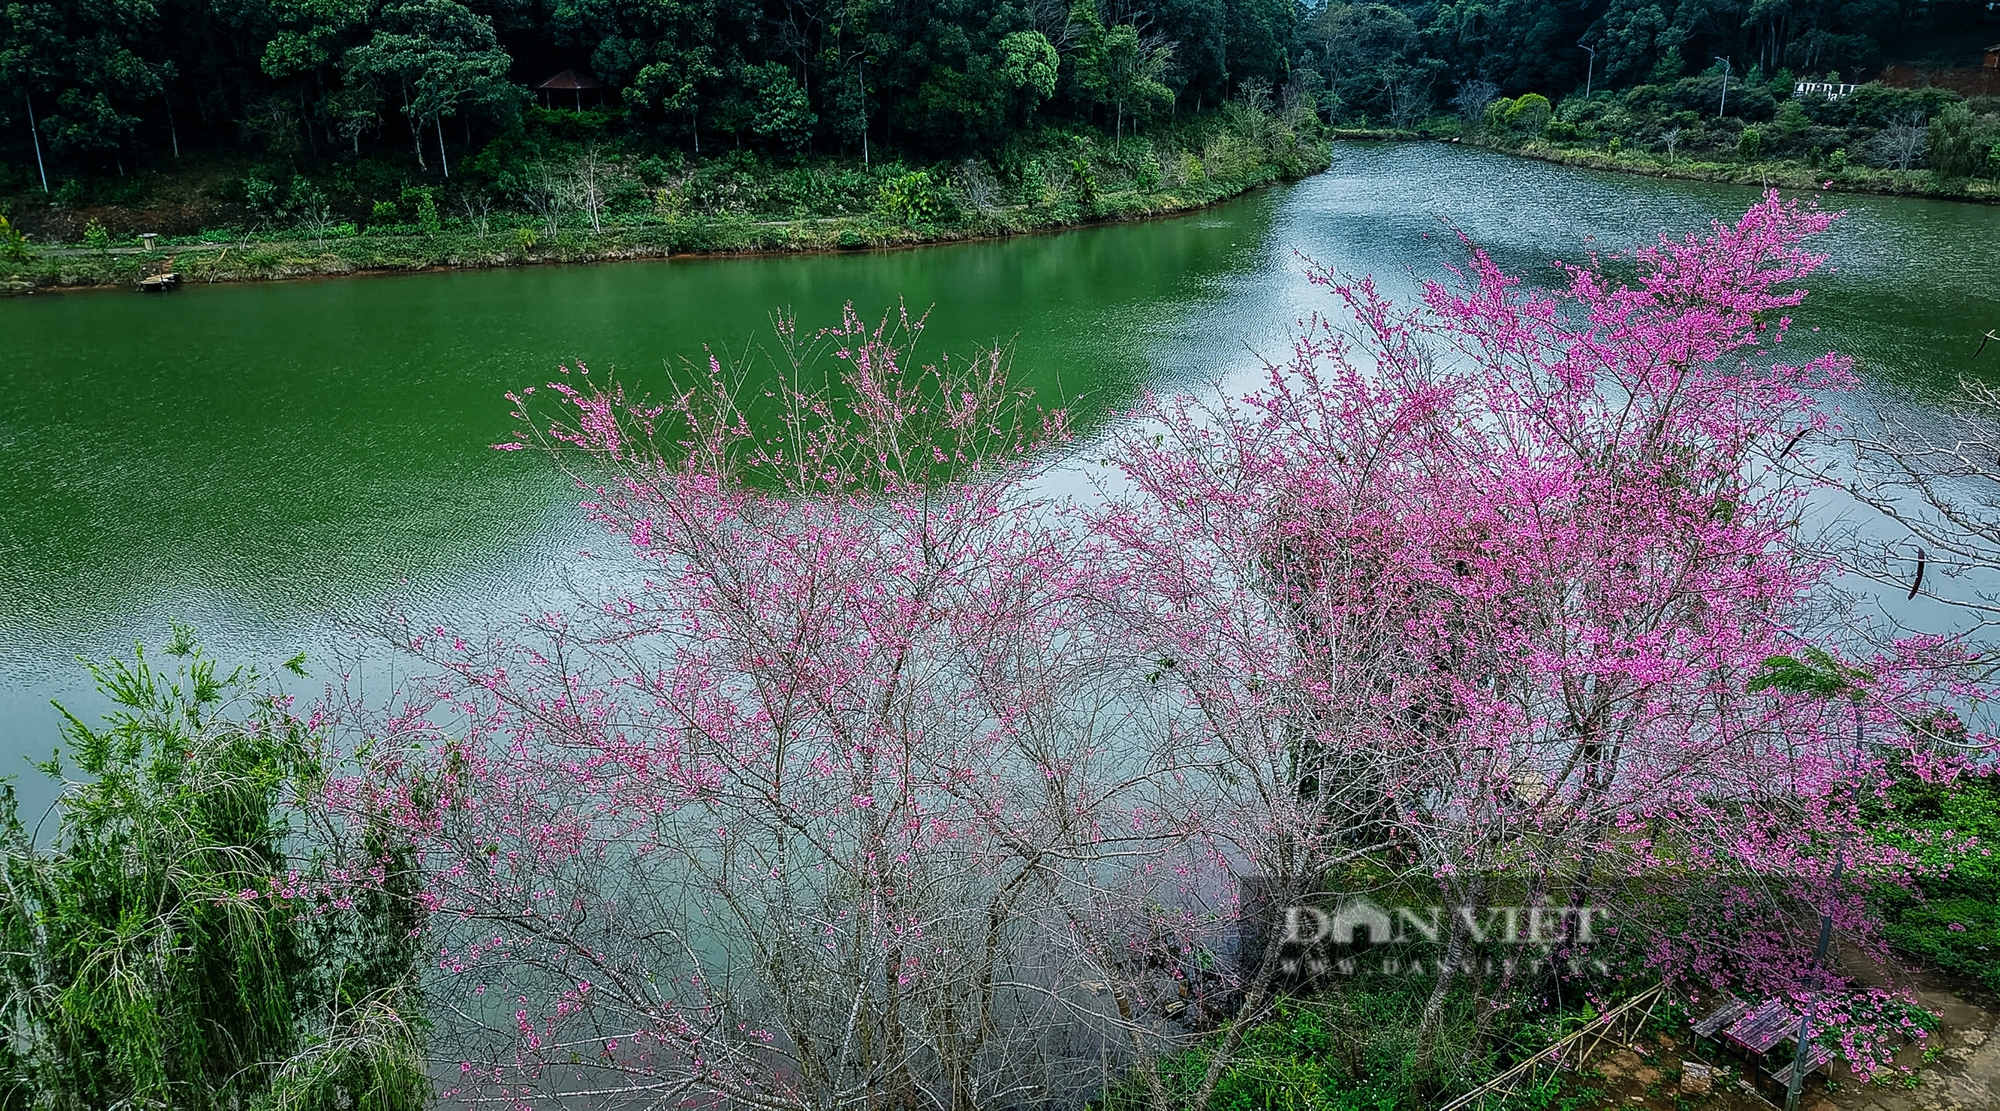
[0,162,1306,296]
[1332,126,2000,206]
[15,129,1987,298]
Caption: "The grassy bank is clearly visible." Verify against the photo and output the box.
[1325,121,2000,204]
[0,108,1327,294]
[1460,130,2000,202]
[1320,73,2000,205]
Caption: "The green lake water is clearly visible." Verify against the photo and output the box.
[4,143,1997,803]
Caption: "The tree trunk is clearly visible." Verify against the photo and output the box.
[1413,874,1487,1081]
[437,116,450,178]
[300,86,318,161]
[406,86,426,170]
[27,94,49,192]
[1183,879,1297,1111]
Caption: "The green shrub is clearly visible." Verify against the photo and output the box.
[1136,152,1162,190]
[1870,767,2000,992]
[0,630,429,1110]
[1926,103,1978,180]
[241,173,281,214]
[1829,147,1850,171]
[414,191,441,235]
[83,217,110,252]
[1504,93,1553,135]
[1068,155,1099,205]
[1623,84,1667,115]
[876,169,948,225]
[0,214,31,262]
[1772,99,1810,142]
[1838,83,1958,128]
[1737,127,1762,159]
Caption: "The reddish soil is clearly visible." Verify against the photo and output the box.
[1874,64,2000,99]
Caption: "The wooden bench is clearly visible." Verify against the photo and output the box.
[1767,1040,1834,1087]
[1727,998,1798,1055]
[1691,996,1751,1039]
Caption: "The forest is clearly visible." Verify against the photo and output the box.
[3,0,1994,188]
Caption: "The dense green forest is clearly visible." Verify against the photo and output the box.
[3,0,1994,188]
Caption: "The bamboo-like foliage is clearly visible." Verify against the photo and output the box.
[0,627,429,1111]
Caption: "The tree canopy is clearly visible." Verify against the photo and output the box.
[1,0,1988,195]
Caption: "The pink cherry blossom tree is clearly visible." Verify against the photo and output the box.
[357,305,1233,1110]
[342,196,1994,1109]
[1091,192,1991,1090]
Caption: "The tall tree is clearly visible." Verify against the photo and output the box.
[0,0,174,166]
[344,0,517,174]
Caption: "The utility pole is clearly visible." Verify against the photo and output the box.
[26,94,49,192]
[1783,855,1844,1111]
[1579,39,1598,99]
[1715,56,1733,117]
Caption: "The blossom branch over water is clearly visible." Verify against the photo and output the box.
[331,195,1994,1108]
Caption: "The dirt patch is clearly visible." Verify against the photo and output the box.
[2,159,256,244]
[1874,64,2000,99]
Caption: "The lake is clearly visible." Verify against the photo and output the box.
[4,142,1996,808]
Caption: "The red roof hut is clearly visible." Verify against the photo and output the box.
[537,69,605,110]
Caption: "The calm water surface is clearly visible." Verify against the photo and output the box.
[4,143,1996,804]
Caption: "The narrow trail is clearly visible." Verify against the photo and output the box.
[1821,961,1998,1111]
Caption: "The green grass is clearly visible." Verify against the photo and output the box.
[1081,972,1644,1111]
[1869,767,2000,993]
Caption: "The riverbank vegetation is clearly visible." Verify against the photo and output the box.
[0,630,426,1109]
[1429,78,2000,202]
[0,0,1315,280]
[0,104,1327,290]
[1287,0,2000,201]
[7,0,1999,285]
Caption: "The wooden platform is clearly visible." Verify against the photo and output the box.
[138,272,178,291]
